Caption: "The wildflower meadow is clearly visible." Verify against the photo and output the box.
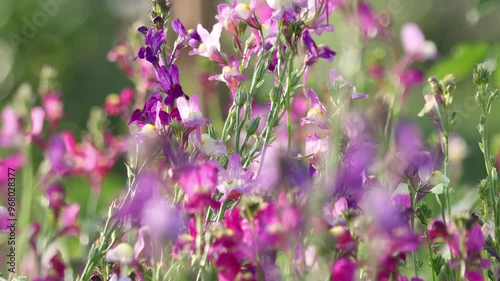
[1,0,500,280]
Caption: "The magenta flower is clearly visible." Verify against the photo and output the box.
[177,95,210,128]
[134,226,152,264]
[331,258,357,281]
[59,203,80,236]
[256,193,300,250]
[0,154,25,184]
[177,163,219,213]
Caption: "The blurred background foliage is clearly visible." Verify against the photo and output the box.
[1,0,500,216]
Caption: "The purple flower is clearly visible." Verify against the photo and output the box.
[134,226,152,264]
[128,93,172,127]
[302,30,336,66]
[47,135,74,175]
[137,27,166,63]
[331,258,357,281]
[117,172,160,225]
[394,121,434,180]
[333,140,377,205]
[177,163,219,213]
[177,95,210,128]
[400,68,424,90]
[30,107,45,139]
[156,64,190,107]
[216,2,253,38]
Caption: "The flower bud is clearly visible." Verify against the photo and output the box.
[245,116,260,135]
[427,76,442,95]
[270,88,281,103]
[442,74,456,94]
[105,243,134,265]
[235,88,246,107]
[473,63,491,87]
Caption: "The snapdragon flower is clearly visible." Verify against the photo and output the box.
[177,95,210,128]
[137,27,166,64]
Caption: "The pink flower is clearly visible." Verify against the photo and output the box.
[400,23,437,61]
[177,95,210,128]
[0,106,23,148]
[190,23,226,63]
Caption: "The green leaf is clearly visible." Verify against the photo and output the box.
[428,43,489,82]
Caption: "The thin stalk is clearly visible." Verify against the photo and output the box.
[425,229,437,281]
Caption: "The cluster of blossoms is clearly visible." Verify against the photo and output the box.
[1,0,500,281]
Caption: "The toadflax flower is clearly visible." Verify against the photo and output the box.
[189,131,227,157]
[190,23,226,63]
[211,153,255,201]
[137,27,166,64]
[301,89,329,129]
[177,95,210,128]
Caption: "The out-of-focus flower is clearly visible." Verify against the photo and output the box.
[393,121,433,181]
[106,243,134,265]
[33,252,66,281]
[45,183,66,218]
[46,135,74,175]
[266,0,307,19]
[177,163,219,213]
[400,23,437,62]
[104,88,134,116]
[42,92,63,130]
[0,206,9,232]
[30,107,45,139]
[134,226,152,264]
[331,258,357,281]
[256,193,300,250]
[59,203,80,236]
[0,154,25,184]
[0,107,23,148]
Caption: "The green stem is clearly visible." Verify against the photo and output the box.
[425,229,437,281]
[18,143,34,265]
